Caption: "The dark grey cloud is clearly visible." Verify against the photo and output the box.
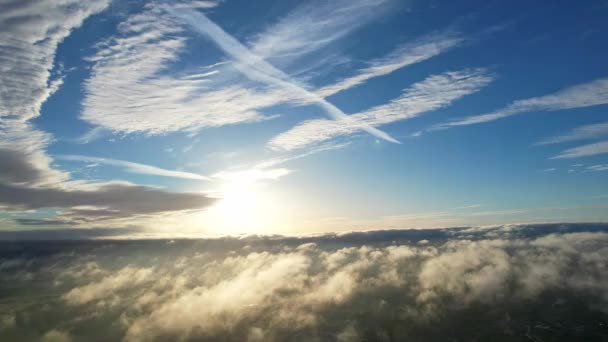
[0,182,216,224]
[14,219,69,226]
[0,137,216,225]
[0,227,144,240]
[0,148,44,185]
[0,146,216,225]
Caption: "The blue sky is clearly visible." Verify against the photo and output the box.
[1,0,608,237]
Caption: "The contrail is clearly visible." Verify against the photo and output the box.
[168,7,400,145]
[57,155,211,181]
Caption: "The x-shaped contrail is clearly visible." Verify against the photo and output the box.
[168,7,400,145]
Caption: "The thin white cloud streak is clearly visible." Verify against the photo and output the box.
[255,142,352,170]
[250,0,467,102]
[212,142,351,186]
[587,164,608,172]
[269,69,493,151]
[169,7,399,145]
[207,142,349,190]
[57,155,211,181]
[250,0,395,63]
[430,78,608,130]
[315,32,464,98]
[72,127,107,144]
[313,205,592,231]
[536,121,608,145]
[552,140,608,159]
[450,204,482,210]
[212,168,292,184]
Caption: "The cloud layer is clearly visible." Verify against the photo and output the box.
[1,224,607,341]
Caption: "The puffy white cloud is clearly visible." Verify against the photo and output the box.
[64,266,155,305]
[41,330,71,342]
[0,313,15,331]
[418,239,512,304]
[2,225,608,340]
[125,252,311,340]
[57,229,608,340]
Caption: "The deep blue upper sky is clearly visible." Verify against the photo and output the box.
[1,0,607,236]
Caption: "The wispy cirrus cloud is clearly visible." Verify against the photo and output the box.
[429,77,608,130]
[315,32,465,98]
[587,164,608,172]
[72,127,108,144]
[0,0,111,187]
[552,140,608,159]
[81,0,470,147]
[0,0,110,122]
[250,0,469,103]
[255,142,352,170]
[536,121,608,145]
[539,168,557,173]
[212,168,292,184]
[57,155,211,181]
[81,3,281,135]
[250,0,396,64]
[81,0,404,142]
[169,6,399,145]
[210,142,351,186]
[269,69,493,151]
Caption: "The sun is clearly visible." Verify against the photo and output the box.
[203,175,287,235]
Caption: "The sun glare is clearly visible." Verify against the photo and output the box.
[204,176,286,235]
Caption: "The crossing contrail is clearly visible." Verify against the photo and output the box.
[168,7,400,145]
